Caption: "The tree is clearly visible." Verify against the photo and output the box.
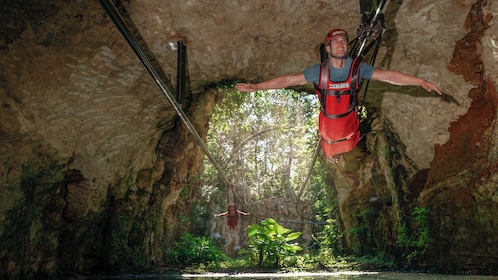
[203,89,320,207]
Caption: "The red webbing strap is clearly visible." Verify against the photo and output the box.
[315,57,363,119]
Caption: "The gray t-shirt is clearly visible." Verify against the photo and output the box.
[303,57,374,85]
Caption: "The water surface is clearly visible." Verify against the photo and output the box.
[107,271,498,280]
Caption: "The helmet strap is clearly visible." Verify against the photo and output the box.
[330,54,347,59]
[330,54,347,67]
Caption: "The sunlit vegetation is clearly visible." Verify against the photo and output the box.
[174,88,394,272]
[202,88,320,205]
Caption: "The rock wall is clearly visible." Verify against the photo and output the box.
[0,0,497,277]
[329,0,498,274]
[422,0,498,272]
[0,1,217,277]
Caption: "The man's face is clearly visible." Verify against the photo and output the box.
[327,35,348,57]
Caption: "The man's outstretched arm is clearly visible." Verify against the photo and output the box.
[235,72,307,92]
[213,211,228,217]
[371,68,442,95]
[237,210,250,216]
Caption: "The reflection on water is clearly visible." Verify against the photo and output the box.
[94,271,498,280]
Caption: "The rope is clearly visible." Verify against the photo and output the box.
[249,212,326,225]
[99,0,232,188]
[293,138,321,222]
[297,138,320,201]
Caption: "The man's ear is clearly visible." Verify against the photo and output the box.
[325,44,331,55]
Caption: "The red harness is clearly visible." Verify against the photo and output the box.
[314,57,363,158]
[227,213,238,230]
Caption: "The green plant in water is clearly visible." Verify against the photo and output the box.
[239,218,302,267]
[397,206,434,263]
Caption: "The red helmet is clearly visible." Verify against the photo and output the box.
[325,28,348,45]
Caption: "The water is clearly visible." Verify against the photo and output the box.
[97,271,498,280]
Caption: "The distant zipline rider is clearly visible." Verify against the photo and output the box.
[214,204,250,230]
[235,28,442,163]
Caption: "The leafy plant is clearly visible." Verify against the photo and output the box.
[397,206,434,263]
[312,216,342,266]
[240,218,302,267]
[165,232,226,266]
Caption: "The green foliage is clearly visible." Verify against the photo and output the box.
[312,209,342,265]
[315,218,341,248]
[165,233,226,266]
[194,252,393,272]
[397,206,434,263]
[348,208,378,256]
[240,218,302,267]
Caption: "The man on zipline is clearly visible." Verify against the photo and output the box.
[214,204,250,230]
[236,28,442,163]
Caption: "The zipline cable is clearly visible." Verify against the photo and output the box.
[297,138,320,201]
[99,0,232,188]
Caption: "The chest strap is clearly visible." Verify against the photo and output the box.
[315,57,363,119]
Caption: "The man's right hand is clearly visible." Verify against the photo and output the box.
[235,83,256,92]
